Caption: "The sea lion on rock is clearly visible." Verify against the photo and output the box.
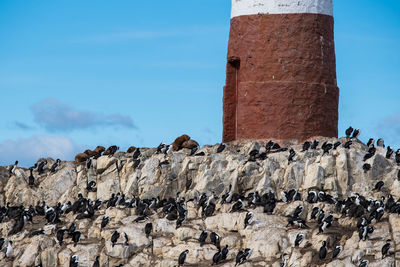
[171,134,190,151]
[127,146,137,153]
[75,153,89,163]
[181,140,199,150]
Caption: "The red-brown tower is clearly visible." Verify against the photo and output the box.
[223,0,339,143]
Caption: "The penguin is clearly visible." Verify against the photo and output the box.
[93,256,100,267]
[319,241,327,260]
[374,181,384,191]
[87,181,97,192]
[345,126,354,138]
[288,149,296,163]
[359,260,369,267]
[178,249,189,267]
[381,239,391,259]
[210,232,220,248]
[244,212,254,228]
[332,245,343,259]
[302,141,311,152]
[56,229,65,245]
[71,231,81,247]
[294,233,304,247]
[50,159,61,173]
[5,240,13,258]
[217,143,226,153]
[28,168,35,187]
[9,160,18,175]
[198,230,208,247]
[230,199,244,213]
[145,222,152,238]
[111,231,120,247]
[352,129,361,139]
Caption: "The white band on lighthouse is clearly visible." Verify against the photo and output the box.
[231,0,333,18]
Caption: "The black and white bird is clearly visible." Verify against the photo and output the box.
[50,159,61,173]
[9,161,18,175]
[210,232,220,248]
[322,142,333,155]
[178,249,189,267]
[381,239,391,259]
[5,240,13,258]
[101,216,110,229]
[352,129,361,139]
[310,207,321,220]
[87,181,97,192]
[288,149,296,163]
[235,248,252,266]
[230,199,244,213]
[374,181,384,191]
[28,168,35,187]
[345,126,354,138]
[221,245,229,260]
[307,191,318,203]
[0,238,6,250]
[93,256,100,267]
[145,222,152,238]
[69,255,79,267]
[111,231,120,247]
[199,230,208,247]
[377,138,385,147]
[37,160,48,175]
[293,206,304,217]
[71,231,81,247]
[56,229,65,246]
[343,140,353,149]
[244,212,254,228]
[363,163,371,173]
[122,232,129,246]
[358,260,369,267]
[332,245,343,259]
[302,141,311,152]
[217,143,226,153]
[311,140,319,149]
[294,233,304,247]
[134,215,149,223]
[319,241,327,260]
[386,146,394,159]
[367,138,375,147]
[220,184,233,204]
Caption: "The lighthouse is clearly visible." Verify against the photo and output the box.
[223,0,339,143]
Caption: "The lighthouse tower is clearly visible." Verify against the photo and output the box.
[223,0,339,143]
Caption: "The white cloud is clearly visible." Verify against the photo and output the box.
[0,135,80,167]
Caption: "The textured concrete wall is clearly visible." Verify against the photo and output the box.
[223,1,338,143]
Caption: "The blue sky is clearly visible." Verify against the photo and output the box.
[0,0,399,166]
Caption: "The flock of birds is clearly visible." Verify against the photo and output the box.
[1,127,400,267]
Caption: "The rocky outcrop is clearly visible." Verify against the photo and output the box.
[0,137,399,266]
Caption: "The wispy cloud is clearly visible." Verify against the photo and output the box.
[31,98,136,132]
[0,135,80,167]
[12,121,34,130]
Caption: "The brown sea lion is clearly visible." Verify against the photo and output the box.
[127,146,137,153]
[171,134,190,151]
[181,139,199,149]
[93,146,105,159]
[75,153,89,163]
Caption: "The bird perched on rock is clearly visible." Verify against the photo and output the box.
[359,260,369,267]
[345,126,354,138]
[319,241,327,260]
[294,233,304,247]
[288,149,296,163]
[199,230,208,247]
[367,138,374,147]
[28,168,35,187]
[178,249,189,267]
[69,255,79,267]
[382,239,391,259]
[9,161,18,175]
[217,143,226,153]
[212,249,223,265]
[111,231,120,247]
[56,229,65,246]
[5,240,13,258]
[362,163,371,173]
[145,222,152,238]
[50,159,61,173]
[93,256,100,267]
[352,129,361,139]
[374,181,384,191]
[235,248,252,266]
[302,141,311,152]
[377,138,385,147]
[332,245,343,259]
[386,146,394,159]
[244,212,253,228]
[343,140,353,149]
[71,231,81,247]
[230,199,244,213]
[311,140,319,149]
[210,232,220,249]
